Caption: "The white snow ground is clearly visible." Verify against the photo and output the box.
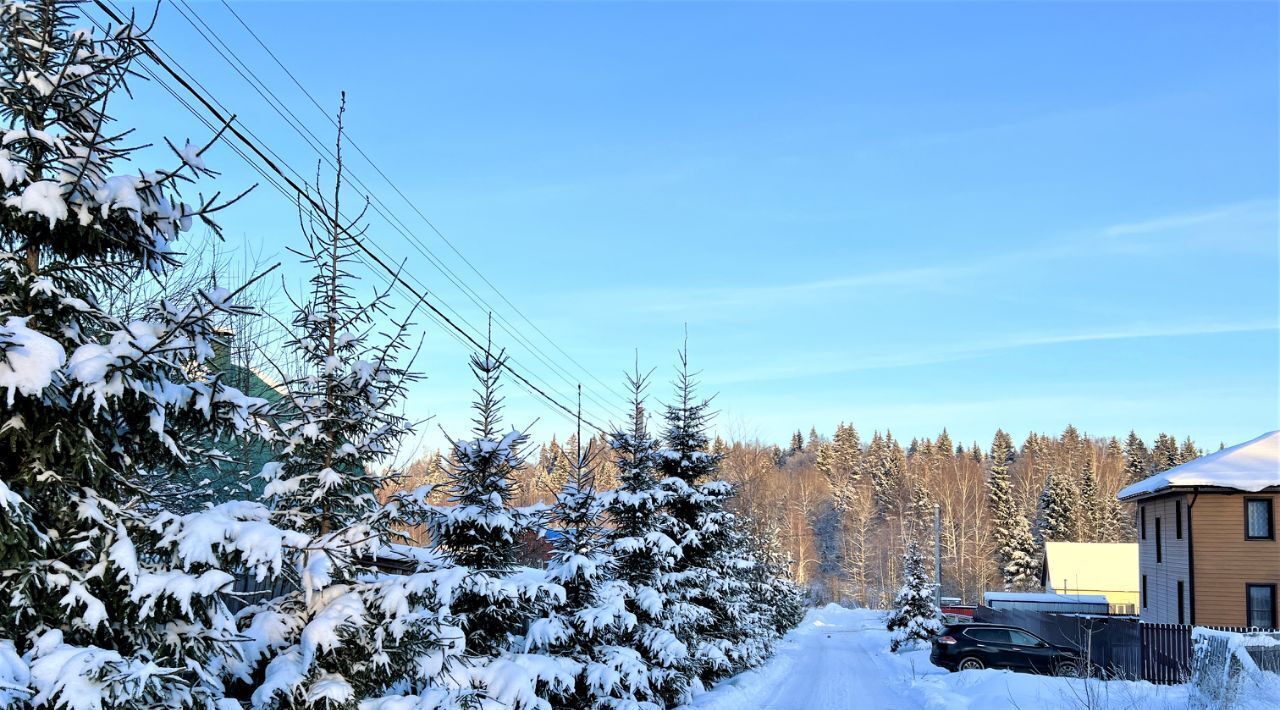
[691,604,1201,710]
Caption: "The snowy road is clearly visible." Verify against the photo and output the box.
[690,605,1192,710]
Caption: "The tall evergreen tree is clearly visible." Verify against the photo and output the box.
[815,422,861,487]
[234,100,466,708]
[935,429,953,460]
[655,345,772,690]
[1037,464,1076,542]
[524,410,649,708]
[1077,455,1101,542]
[1123,431,1150,484]
[986,430,1039,589]
[429,340,559,664]
[0,4,294,705]
[1179,436,1200,465]
[1152,433,1180,473]
[604,364,688,705]
[788,430,804,454]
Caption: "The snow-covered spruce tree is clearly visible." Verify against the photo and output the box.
[602,364,688,706]
[739,511,805,637]
[522,401,655,709]
[1037,464,1077,543]
[886,541,942,652]
[1123,431,1150,485]
[654,346,770,690]
[427,338,561,705]
[0,2,311,706]
[233,99,469,708]
[986,430,1039,590]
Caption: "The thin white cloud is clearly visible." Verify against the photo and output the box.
[709,319,1278,385]
[578,198,1275,322]
[1100,199,1276,239]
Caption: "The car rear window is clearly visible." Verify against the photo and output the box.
[965,628,1011,643]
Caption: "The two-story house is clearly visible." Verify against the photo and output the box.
[1117,430,1279,629]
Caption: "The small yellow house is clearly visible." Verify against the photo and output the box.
[1041,541,1140,615]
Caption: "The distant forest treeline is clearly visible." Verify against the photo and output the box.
[389,426,1210,606]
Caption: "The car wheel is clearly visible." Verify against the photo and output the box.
[1054,661,1081,677]
[958,657,984,671]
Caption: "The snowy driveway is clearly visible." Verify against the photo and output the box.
[690,605,1191,710]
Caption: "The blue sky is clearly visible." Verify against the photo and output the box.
[109,1,1278,452]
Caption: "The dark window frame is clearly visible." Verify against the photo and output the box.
[1244,498,1275,541]
[1142,575,1148,609]
[1175,499,1183,539]
[1177,581,1185,625]
[1245,583,1277,629]
[1141,506,1147,540]
[1155,517,1162,563]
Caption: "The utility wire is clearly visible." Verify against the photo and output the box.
[87,0,606,433]
[94,0,608,428]
[215,0,629,408]
[159,0,626,418]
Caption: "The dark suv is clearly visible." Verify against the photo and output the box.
[930,623,1082,676]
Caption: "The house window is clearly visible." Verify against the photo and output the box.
[1245,498,1274,540]
[1142,575,1148,609]
[1175,499,1183,539]
[1155,517,1162,563]
[1177,581,1185,625]
[1246,584,1276,629]
[1141,506,1147,539]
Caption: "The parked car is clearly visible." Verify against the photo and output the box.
[930,623,1082,676]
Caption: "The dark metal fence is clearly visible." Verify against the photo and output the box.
[973,606,1142,679]
[971,606,1279,685]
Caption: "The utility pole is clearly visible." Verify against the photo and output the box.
[934,504,942,608]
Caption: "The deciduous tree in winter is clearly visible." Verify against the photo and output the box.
[886,541,942,652]
[231,99,469,708]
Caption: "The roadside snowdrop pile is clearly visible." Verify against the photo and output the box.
[0,2,803,708]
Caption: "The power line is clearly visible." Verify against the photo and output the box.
[87,0,608,434]
[215,0,630,408]
[92,0,611,429]
[154,0,601,424]
[159,0,627,419]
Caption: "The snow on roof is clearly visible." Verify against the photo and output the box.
[1043,542,1138,598]
[1118,431,1280,500]
[983,592,1108,604]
